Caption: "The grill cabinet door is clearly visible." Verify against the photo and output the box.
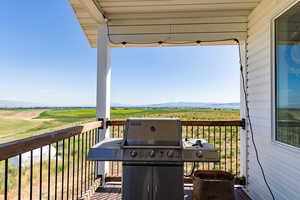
[122,164,152,200]
[153,165,184,200]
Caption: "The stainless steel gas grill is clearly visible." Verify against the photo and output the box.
[88,118,219,200]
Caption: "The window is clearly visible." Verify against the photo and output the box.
[275,2,300,148]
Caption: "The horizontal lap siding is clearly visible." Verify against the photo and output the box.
[246,0,300,199]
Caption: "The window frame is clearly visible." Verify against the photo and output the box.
[271,0,300,151]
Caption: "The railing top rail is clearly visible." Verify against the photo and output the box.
[181,120,243,126]
[0,119,242,161]
[0,121,102,161]
[107,120,243,127]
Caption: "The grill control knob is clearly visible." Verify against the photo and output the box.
[130,151,137,158]
[149,150,155,157]
[196,151,203,158]
[167,150,174,157]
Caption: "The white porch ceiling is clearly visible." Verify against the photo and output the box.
[68,0,262,47]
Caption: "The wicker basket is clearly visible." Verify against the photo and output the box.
[192,170,235,200]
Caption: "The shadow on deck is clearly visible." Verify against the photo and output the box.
[90,184,251,200]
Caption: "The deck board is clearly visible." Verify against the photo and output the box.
[90,184,251,200]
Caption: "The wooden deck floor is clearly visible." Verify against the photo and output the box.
[89,184,251,200]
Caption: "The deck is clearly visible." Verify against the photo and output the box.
[89,184,251,200]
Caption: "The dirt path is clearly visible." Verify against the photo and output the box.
[0,110,49,120]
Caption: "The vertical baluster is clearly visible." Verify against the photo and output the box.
[77,134,80,198]
[72,136,75,200]
[230,126,233,173]
[94,129,96,180]
[4,159,8,200]
[55,142,58,200]
[67,137,70,199]
[224,126,227,172]
[208,126,210,170]
[112,125,115,138]
[213,126,216,169]
[94,130,97,180]
[48,144,51,200]
[40,146,43,200]
[236,126,239,175]
[91,130,94,185]
[120,125,124,176]
[184,126,187,175]
[87,131,90,189]
[202,126,205,170]
[110,162,113,177]
[219,126,222,170]
[191,126,194,138]
[95,129,100,178]
[197,135,200,169]
[30,150,33,200]
[188,126,191,174]
[62,139,65,200]
[18,154,22,200]
[85,132,88,192]
[89,131,92,187]
[189,126,192,174]
[117,125,120,176]
[123,124,125,138]
[208,126,211,144]
[81,133,84,196]
[110,125,113,176]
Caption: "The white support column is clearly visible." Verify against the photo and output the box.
[239,41,248,180]
[96,23,111,181]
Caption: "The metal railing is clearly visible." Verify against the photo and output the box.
[0,119,244,199]
[106,120,243,178]
[0,121,102,200]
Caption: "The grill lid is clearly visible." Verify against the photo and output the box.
[123,118,181,147]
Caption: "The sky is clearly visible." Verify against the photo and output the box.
[277,45,300,108]
[0,0,240,107]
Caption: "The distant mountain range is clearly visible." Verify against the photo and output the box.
[0,100,45,108]
[113,102,240,110]
[0,100,239,110]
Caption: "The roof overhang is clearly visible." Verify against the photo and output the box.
[68,0,262,47]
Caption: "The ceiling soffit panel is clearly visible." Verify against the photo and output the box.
[69,0,262,47]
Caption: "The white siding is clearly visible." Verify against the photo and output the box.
[246,0,300,199]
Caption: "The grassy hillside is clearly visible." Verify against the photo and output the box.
[0,108,240,143]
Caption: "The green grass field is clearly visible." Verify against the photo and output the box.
[0,108,240,199]
[0,108,240,143]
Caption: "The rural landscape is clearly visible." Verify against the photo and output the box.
[0,107,240,143]
[0,107,240,199]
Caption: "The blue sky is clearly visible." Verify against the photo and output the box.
[0,0,240,106]
[277,45,300,108]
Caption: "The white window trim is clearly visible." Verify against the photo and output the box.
[270,0,300,152]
